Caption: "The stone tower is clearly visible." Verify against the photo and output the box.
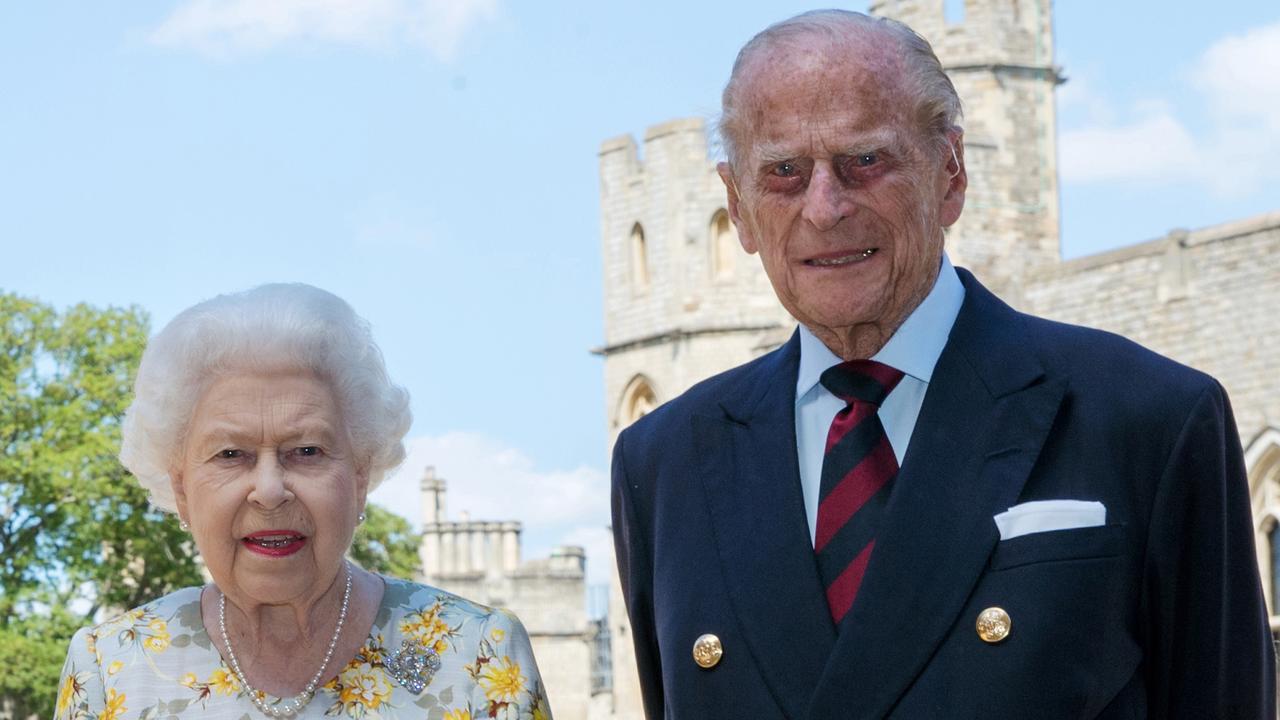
[870,0,1064,300]
[596,118,792,442]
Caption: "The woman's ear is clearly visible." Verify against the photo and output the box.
[169,470,190,527]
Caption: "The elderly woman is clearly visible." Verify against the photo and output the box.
[55,284,551,720]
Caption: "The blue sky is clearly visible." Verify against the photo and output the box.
[3,1,1277,584]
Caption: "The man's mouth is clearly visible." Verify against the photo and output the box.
[805,248,878,266]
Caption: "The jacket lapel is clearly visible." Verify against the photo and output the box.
[693,332,835,720]
[808,271,1067,719]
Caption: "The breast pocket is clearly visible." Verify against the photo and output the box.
[988,523,1126,571]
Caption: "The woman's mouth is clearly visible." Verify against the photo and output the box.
[242,531,307,557]
[806,248,878,266]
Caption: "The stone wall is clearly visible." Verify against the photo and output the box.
[1023,213,1280,445]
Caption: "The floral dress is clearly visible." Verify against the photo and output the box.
[55,576,552,719]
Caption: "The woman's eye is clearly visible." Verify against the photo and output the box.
[296,446,322,457]
[216,449,242,460]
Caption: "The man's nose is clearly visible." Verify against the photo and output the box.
[801,164,854,231]
[246,455,292,510]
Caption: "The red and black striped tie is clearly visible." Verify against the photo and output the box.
[814,360,904,625]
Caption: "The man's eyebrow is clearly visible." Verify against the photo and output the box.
[754,146,799,166]
[751,129,906,168]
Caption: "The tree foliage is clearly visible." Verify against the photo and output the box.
[0,293,203,623]
[350,503,422,580]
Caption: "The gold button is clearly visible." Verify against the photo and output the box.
[976,607,1011,643]
[692,633,723,669]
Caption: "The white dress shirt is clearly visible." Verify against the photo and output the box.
[794,253,966,545]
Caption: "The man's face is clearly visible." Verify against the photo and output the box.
[718,41,965,350]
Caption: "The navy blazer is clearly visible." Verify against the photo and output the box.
[612,270,1275,719]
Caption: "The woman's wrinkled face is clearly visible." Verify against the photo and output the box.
[171,370,366,606]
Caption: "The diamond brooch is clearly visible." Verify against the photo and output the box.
[385,639,441,694]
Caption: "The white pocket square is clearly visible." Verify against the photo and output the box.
[993,500,1106,540]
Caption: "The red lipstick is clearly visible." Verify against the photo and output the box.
[242,530,307,557]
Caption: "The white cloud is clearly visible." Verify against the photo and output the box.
[1059,21,1280,198]
[1193,21,1280,131]
[149,0,499,59]
[1059,106,1194,185]
[367,432,614,585]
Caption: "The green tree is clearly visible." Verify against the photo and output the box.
[350,503,421,579]
[0,294,203,622]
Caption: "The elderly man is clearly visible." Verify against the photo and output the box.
[610,9,1275,720]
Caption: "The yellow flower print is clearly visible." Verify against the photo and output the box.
[141,618,170,652]
[180,672,198,688]
[143,631,170,652]
[55,672,87,717]
[107,660,124,676]
[336,662,393,711]
[400,603,454,655]
[530,693,551,720]
[208,667,241,696]
[443,710,472,720]
[479,657,525,703]
[490,628,505,642]
[99,688,127,720]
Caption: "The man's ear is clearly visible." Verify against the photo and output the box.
[169,469,190,527]
[939,129,967,228]
[717,161,759,254]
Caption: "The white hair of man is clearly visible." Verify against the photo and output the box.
[718,9,963,168]
[119,283,412,514]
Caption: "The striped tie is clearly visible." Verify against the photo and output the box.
[815,360,904,625]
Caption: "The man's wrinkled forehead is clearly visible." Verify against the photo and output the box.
[736,27,907,108]
[732,38,913,151]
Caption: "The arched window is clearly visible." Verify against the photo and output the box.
[618,375,658,429]
[1270,521,1280,611]
[710,210,737,280]
[630,223,649,292]
[1246,428,1280,619]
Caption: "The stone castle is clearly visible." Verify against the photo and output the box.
[418,1,1279,718]
[595,0,1280,717]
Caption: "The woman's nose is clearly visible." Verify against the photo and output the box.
[246,456,293,509]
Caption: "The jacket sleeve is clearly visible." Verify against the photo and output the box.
[1141,381,1276,717]
[612,430,666,720]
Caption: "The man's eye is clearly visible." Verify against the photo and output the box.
[853,152,878,167]
[772,161,798,177]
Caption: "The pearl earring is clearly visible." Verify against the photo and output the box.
[357,511,366,524]
[179,519,190,531]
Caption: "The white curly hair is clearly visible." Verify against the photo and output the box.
[119,283,412,513]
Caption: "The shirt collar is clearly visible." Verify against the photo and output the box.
[796,253,966,400]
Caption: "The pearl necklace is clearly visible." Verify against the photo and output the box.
[219,564,353,718]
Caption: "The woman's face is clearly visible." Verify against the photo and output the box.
[171,369,367,607]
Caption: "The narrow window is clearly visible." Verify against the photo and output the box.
[1271,522,1280,616]
[630,223,649,291]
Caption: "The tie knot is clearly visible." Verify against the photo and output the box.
[819,360,904,407]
